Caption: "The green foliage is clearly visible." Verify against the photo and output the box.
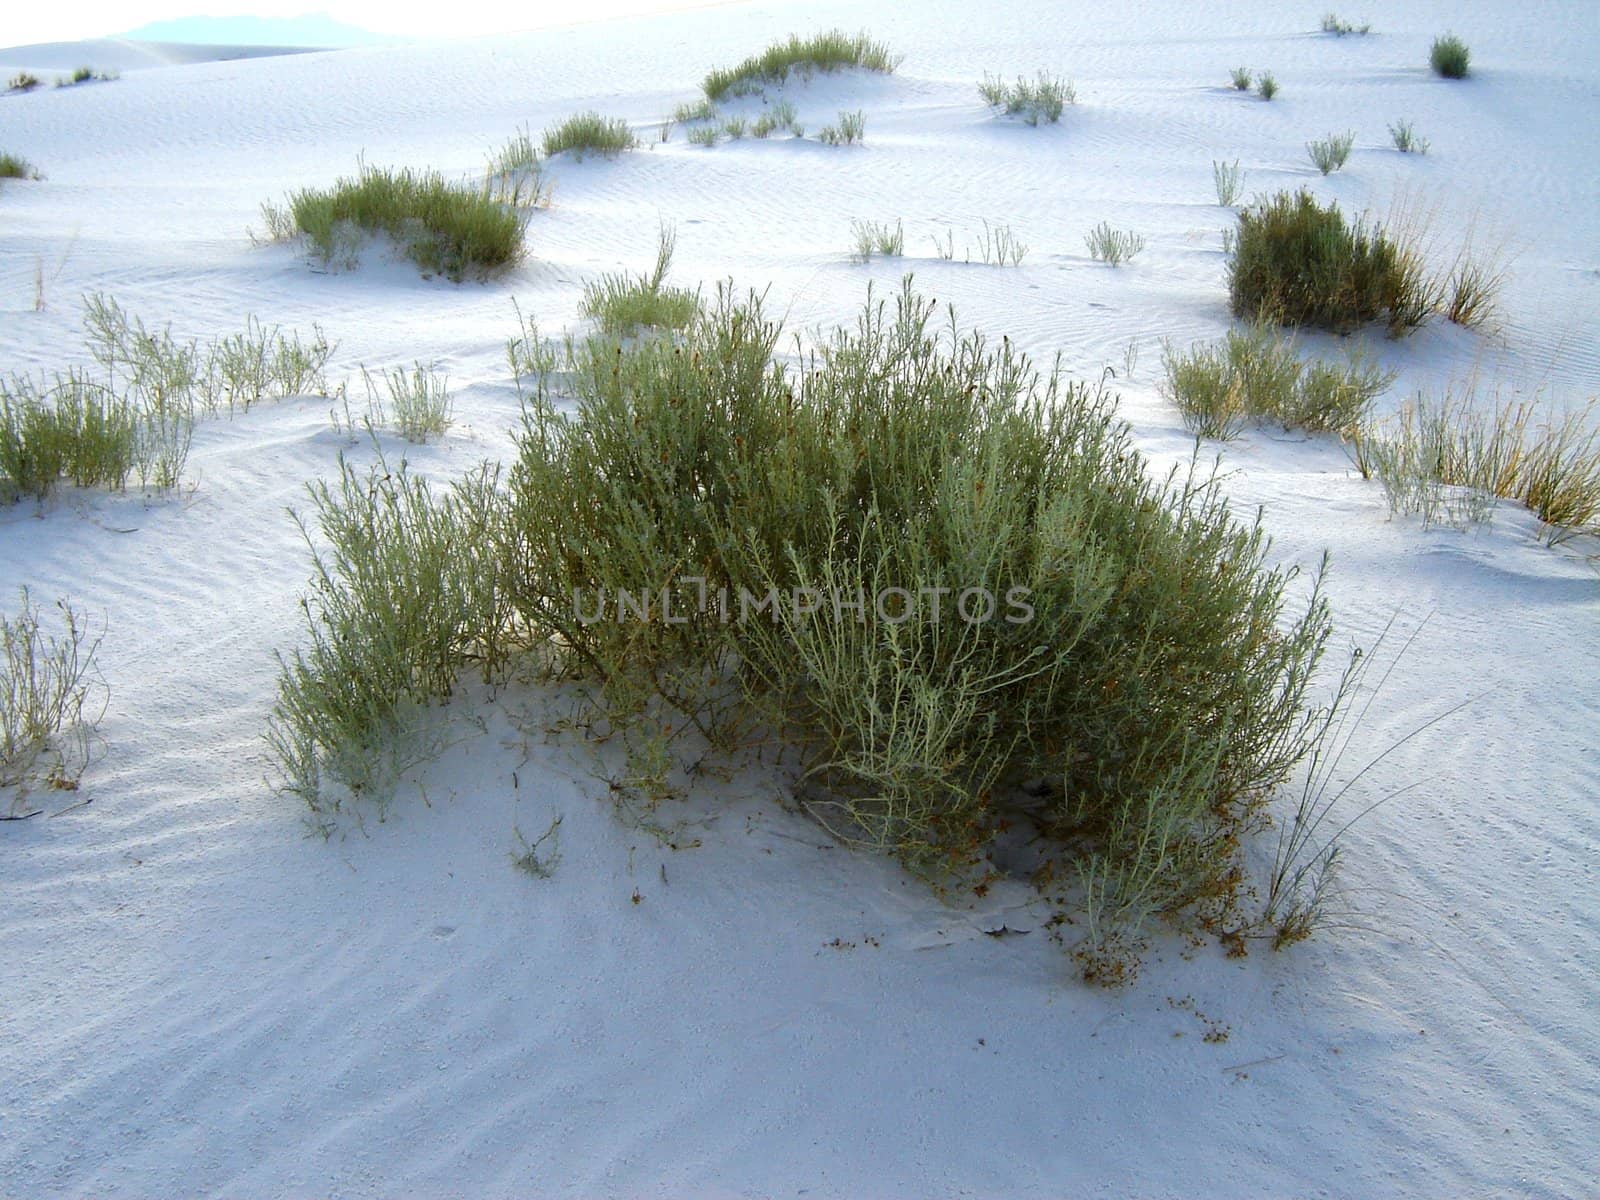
[1161,323,1394,439]
[264,163,527,279]
[1320,13,1371,35]
[673,98,717,124]
[360,363,453,443]
[484,126,549,208]
[7,73,41,92]
[750,100,801,139]
[818,110,866,145]
[1388,120,1429,154]
[1430,34,1470,79]
[1229,67,1253,91]
[542,112,638,158]
[702,29,897,101]
[687,125,720,147]
[1257,71,1279,100]
[1084,222,1146,266]
[1307,131,1355,175]
[978,72,1075,125]
[720,116,747,140]
[1,590,103,805]
[1228,189,1435,335]
[1350,394,1600,541]
[1213,159,1243,206]
[850,218,904,260]
[580,226,701,336]
[0,153,35,180]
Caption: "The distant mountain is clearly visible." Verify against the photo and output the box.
[121,13,394,48]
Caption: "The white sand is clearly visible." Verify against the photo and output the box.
[2,2,1597,1196]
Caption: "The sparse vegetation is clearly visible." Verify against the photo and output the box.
[1257,72,1279,100]
[261,163,528,280]
[1,591,104,810]
[272,279,1346,979]
[8,73,41,92]
[361,363,453,443]
[1351,392,1600,542]
[1388,120,1429,153]
[978,72,1075,125]
[1161,322,1394,439]
[818,110,866,145]
[484,127,549,208]
[850,218,904,261]
[1307,131,1355,175]
[1430,34,1471,79]
[1320,13,1371,35]
[1084,222,1146,266]
[580,226,701,336]
[672,98,717,124]
[702,30,897,101]
[1230,67,1253,91]
[720,116,747,140]
[929,222,1027,266]
[542,112,638,159]
[0,153,36,181]
[687,125,720,147]
[1213,159,1243,207]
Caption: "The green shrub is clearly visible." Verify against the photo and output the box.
[361,363,453,443]
[818,110,865,145]
[264,164,527,279]
[1307,131,1355,175]
[673,98,717,124]
[1351,394,1599,541]
[850,218,904,260]
[580,227,701,336]
[542,111,638,158]
[1213,159,1243,206]
[0,153,35,180]
[687,125,720,147]
[484,126,549,208]
[7,73,41,92]
[1229,67,1252,91]
[1228,189,1436,335]
[2,590,103,806]
[1388,120,1429,153]
[1085,222,1146,266]
[720,116,747,140]
[750,99,801,139]
[703,29,897,101]
[1160,324,1390,440]
[1320,13,1371,35]
[1256,71,1279,100]
[1430,34,1470,79]
[978,72,1075,125]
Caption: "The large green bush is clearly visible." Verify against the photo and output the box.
[275,281,1337,975]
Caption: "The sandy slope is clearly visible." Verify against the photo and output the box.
[2,2,1597,1196]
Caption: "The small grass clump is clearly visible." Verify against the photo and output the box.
[1257,72,1280,100]
[751,100,802,138]
[978,72,1075,125]
[1430,34,1470,79]
[673,98,718,124]
[1228,189,1429,335]
[1213,159,1243,206]
[1161,323,1394,439]
[818,110,866,146]
[720,116,747,141]
[8,73,42,92]
[1307,131,1355,175]
[1351,393,1600,541]
[263,163,527,280]
[1320,14,1371,35]
[542,112,638,159]
[1085,222,1146,266]
[361,363,453,443]
[703,30,897,101]
[1,153,37,181]
[1229,67,1253,91]
[2,590,104,809]
[274,278,1348,978]
[484,127,549,208]
[1388,120,1429,154]
[687,125,720,147]
[580,226,701,336]
[850,218,904,261]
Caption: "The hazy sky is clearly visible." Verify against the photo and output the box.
[9,1,727,47]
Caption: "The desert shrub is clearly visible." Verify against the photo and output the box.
[1084,222,1146,265]
[1307,131,1355,175]
[580,226,701,336]
[542,112,638,158]
[850,218,904,260]
[1350,393,1600,541]
[1388,120,1429,153]
[263,163,526,279]
[1,153,36,180]
[703,29,897,101]
[1228,189,1437,335]
[1257,72,1279,100]
[687,125,720,147]
[1320,14,1371,34]
[1161,323,1392,439]
[268,456,512,817]
[1443,250,1505,330]
[1229,67,1253,91]
[360,363,453,443]
[978,72,1075,125]
[1430,34,1470,79]
[8,73,41,92]
[488,280,1336,975]
[1213,159,1243,206]
[1,591,104,807]
[818,110,865,145]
